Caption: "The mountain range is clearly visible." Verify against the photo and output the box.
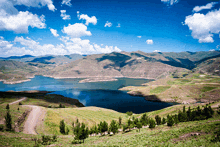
[0,51,220,83]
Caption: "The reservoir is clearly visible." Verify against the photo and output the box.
[0,75,171,114]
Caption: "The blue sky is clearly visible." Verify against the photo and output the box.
[0,0,220,57]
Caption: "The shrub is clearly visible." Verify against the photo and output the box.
[167,115,174,127]
[6,104,9,110]
[119,116,122,126]
[5,111,12,131]
[123,124,128,132]
[126,111,133,116]
[155,115,161,125]
[52,135,57,142]
[60,120,65,134]
[41,135,51,145]
[162,117,166,124]
[109,120,119,135]
[140,113,148,126]
[0,124,4,131]
[211,128,220,142]
[19,102,22,105]
[136,121,142,132]
[149,119,156,128]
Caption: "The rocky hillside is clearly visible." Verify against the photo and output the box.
[1,51,220,83]
[46,51,220,80]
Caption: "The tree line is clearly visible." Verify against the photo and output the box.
[59,104,216,144]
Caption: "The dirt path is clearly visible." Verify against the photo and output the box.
[9,97,27,105]
[22,105,43,135]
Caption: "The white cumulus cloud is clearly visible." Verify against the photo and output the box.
[0,36,122,57]
[0,11,46,33]
[50,28,59,37]
[62,23,92,38]
[146,39,153,44]
[15,0,56,11]
[79,14,97,25]
[161,0,179,6]
[104,21,112,27]
[137,36,142,38]
[193,2,218,12]
[185,9,220,43]
[60,10,71,20]
[61,0,72,7]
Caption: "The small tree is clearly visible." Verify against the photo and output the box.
[140,113,148,126]
[60,120,65,134]
[73,123,81,143]
[119,117,122,126]
[162,117,166,124]
[109,120,119,135]
[167,115,174,126]
[149,119,156,128]
[155,115,161,125]
[136,121,142,132]
[79,123,89,143]
[174,114,179,124]
[102,121,108,135]
[6,104,9,110]
[5,111,12,131]
[126,111,133,116]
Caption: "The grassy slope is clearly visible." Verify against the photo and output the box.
[42,107,128,135]
[1,102,220,146]
[0,98,31,131]
[120,73,220,103]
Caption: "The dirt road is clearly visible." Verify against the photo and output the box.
[9,97,27,105]
[22,105,42,135]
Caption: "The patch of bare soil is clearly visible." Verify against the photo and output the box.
[171,132,207,142]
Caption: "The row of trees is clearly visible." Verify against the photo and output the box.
[59,104,216,144]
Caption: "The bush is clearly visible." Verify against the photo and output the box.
[126,111,133,116]
[136,121,142,132]
[5,111,12,131]
[41,135,51,145]
[19,102,22,105]
[109,120,119,135]
[155,115,161,125]
[162,117,166,124]
[211,128,220,142]
[119,116,122,126]
[60,120,65,134]
[167,115,174,127]
[149,119,156,128]
[0,124,4,131]
[52,135,57,142]
[6,104,9,110]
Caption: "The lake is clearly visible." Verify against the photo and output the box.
[0,75,171,114]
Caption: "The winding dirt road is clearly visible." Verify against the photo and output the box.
[22,105,43,135]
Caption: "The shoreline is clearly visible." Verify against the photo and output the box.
[1,75,155,84]
[0,75,35,84]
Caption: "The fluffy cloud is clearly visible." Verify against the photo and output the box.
[104,21,112,27]
[79,13,97,25]
[14,36,68,56]
[153,50,161,52]
[137,36,142,38]
[0,36,122,57]
[146,39,153,44]
[15,0,56,11]
[193,2,218,12]
[161,0,179,6]
[50,28,59,37]
[61,0,72,7]
[0,11,46,33]
[209,49,215,51]
[116,23,121,28]
[60,10,71,20]
[185,9,220,43]
[62,23,92,38]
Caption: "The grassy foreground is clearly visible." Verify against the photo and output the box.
[0,102,220,146]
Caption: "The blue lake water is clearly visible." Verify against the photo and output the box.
[0,75,171,114]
